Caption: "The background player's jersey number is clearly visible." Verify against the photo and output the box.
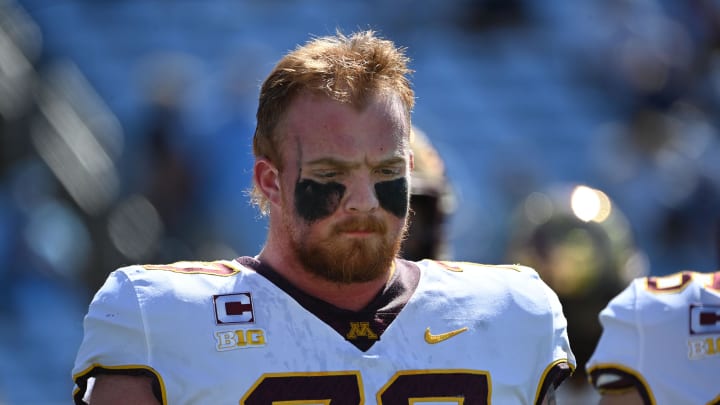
[241,370,490,404]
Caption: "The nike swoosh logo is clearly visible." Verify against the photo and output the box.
[424,327,468,344]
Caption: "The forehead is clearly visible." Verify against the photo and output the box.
[278,92,411,162]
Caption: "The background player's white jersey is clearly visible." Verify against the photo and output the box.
[73,257,575,404]
[586,271,720,405]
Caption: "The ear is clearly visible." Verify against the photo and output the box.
[254,158,282,207]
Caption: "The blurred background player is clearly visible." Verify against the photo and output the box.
[401,126,455,261]
[505,183,649,404]
[584,221,720,405]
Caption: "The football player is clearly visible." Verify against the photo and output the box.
[586,220,720,404]
[400,126,455,261]
[505,183,644,403]
[73,30,575,404]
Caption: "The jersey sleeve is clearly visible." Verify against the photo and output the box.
[72,268,154,402]
[587,280,642,369]
[541,272,576,369]
[585,279,652,397]
[482,263,577,398]
[429,261,576,402]
[534,267,576,395]
[509,264,577,372]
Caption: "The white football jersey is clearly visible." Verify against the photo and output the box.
[73,257,575,404]
[586,271,720,405]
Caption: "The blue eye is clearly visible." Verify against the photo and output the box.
[377,167,401,176]
[313,169,343,179]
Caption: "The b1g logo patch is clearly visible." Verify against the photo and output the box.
[690,305,720,334]
[214,293,255,324]
[687,305,720,360]
[215,329,266,351]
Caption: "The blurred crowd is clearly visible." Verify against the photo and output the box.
[2,0,720,404]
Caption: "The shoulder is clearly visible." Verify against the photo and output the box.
[130,259,245,277]
[413,259,575,367]
[416,259,562,312]
[417,259,545,289]
[114,259,248,284]
[96,259,252,304]
[83,259,257,331]
[418,259,539,277]
[602,270,720,324]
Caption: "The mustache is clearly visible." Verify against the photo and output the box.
[334,216,387,233]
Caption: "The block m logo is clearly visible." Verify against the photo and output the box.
[346,322,378,340]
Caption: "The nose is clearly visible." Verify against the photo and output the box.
[344,173,379,213]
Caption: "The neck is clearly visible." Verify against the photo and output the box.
[257,243,394,312]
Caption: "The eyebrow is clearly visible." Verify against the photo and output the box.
[305,156,406,168]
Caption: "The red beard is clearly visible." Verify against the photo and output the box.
[293,215,404,283]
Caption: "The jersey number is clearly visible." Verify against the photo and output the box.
[241,370,490,404]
